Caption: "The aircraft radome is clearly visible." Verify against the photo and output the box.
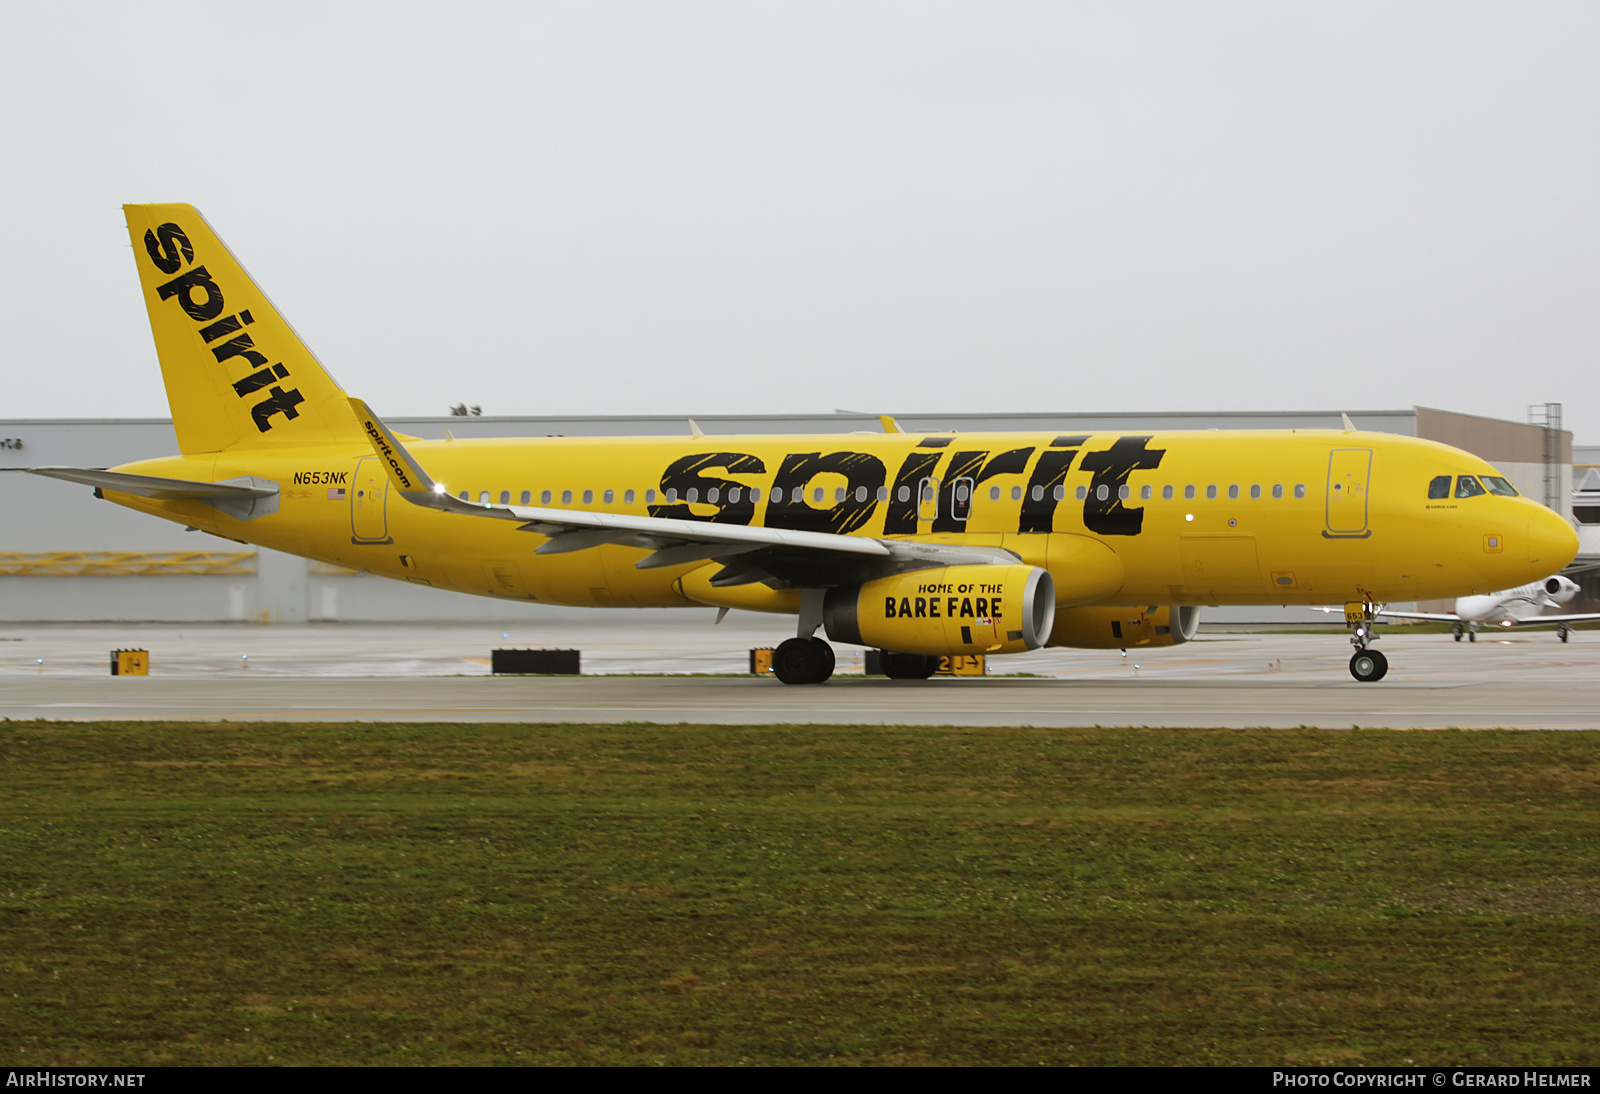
[28,204,1581,684]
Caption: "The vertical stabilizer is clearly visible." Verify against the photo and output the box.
[123,203,364,454]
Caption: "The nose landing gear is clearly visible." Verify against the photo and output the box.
[1345,600,1389,682]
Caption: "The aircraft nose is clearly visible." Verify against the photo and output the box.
[1526,506,1579,576]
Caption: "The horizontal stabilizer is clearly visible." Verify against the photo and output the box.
[29,466,278,521]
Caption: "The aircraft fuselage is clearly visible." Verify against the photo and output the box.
[106,427,1573,615]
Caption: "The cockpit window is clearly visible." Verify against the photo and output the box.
[1428,475,1451,499]
[1455,475,1486,498]
[1481,475,1518,497]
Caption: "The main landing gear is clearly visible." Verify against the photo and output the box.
[773,589,836,685]
[769,588,943,685]
[773,636,835,685]
[1346,601,1389,682]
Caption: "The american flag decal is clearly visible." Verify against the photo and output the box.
[328,487,346,500]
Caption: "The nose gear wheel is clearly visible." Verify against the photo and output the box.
[1349,649,1388,682]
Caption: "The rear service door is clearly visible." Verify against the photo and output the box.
[1325,448,1372,538]
[350,457,392,544]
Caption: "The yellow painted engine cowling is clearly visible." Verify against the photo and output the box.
[1048,605,1201,649]
[823,565,1055,655]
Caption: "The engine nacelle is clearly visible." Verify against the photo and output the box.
[823,565,1056,656]
[1048,605,1201,649]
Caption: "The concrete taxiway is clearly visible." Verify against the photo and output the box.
[1,615,1597,728]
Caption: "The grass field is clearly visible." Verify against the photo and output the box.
[1,719,1596,1066]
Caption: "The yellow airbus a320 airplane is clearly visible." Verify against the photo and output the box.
[30,205,1579,683]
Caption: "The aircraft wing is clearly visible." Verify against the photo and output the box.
[1313,605,1464,624]
[1495,613,1600,627]
[350,399,1019,587]
[1317,605,1600,627]
[1372,608,1463,623]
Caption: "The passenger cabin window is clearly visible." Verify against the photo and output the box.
[582,489,594,504]
[877,486,889,502]
[479,491,490,504]
[1096,485,1109,501]
[1272,484,1283,499]
[1163,485,1174,500]
[990,486,1001,501]
[458,491,468,501]
[1455,476,1486,498]
[1481,476,1518,497]
[1184,485,1195,500]
[1249,484,1260,499]
[664,489,677,503]
[749,488,761,502]
[541,490,552,504]
[1141,485,1152,500]
[897,485,911,503]
[1053,485,1065,501]
[520,490,531,505]
[624,489,635,504]
[1227,485,1239,500]
[604,489,615,504]
[1011,486,1023,501]
[773,487,786,503]
[645,489,657,503]
[1428,475,1452,500]
[1076,485,1087,500]
[1294,484,1306,499]
[1206,485,1217,500]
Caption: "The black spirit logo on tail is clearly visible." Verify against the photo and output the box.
[142,222,304,433]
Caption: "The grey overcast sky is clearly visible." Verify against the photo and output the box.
[2,2,1598,437]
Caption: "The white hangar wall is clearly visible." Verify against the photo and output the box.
[0,408,1575,625]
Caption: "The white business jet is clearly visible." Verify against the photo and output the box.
[1370,576,1600,642]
